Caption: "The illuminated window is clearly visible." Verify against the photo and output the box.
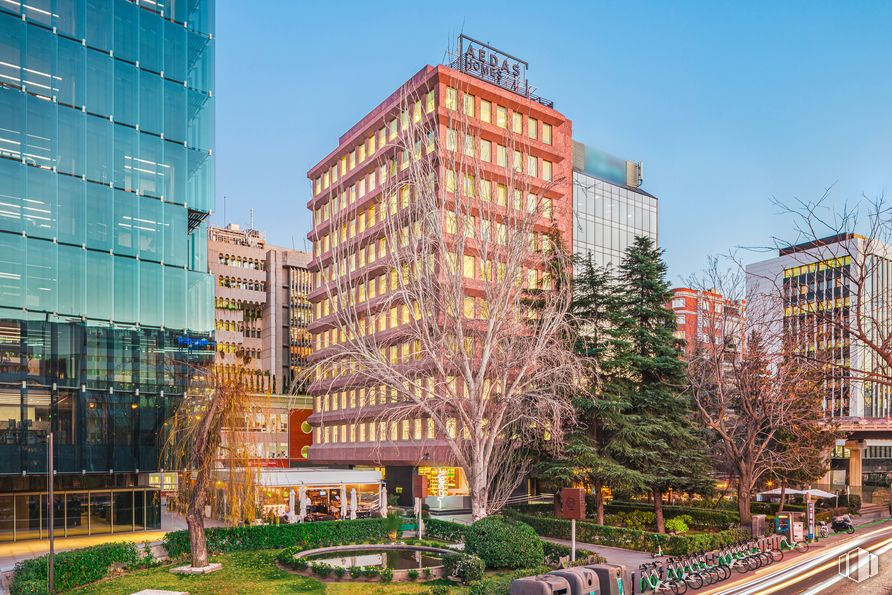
[445,170,456,192]
[528,117,538,139]
[446,128,457,151]
[543,160,553,181]
[463,254,475,278]
[527,155,537,176]
[463,93,475,117]
[445,87,457,110]
[413,100,422,123]
[464,134,474,156]
[414,418,422,440]
[496,106,507,128]
[389,119,397,140]
[425,90,435,113]
[512,112,522,133]
[543,123,552,144]
[513,150,523,172]
[480,140,491,162]
[496,145,507,167]
[480,100,491,123]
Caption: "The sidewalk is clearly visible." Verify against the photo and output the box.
[540,536,652,568]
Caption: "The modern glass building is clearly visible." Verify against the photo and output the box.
[572,140,657,272]
[0,0,215,541]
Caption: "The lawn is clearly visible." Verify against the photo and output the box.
[67,549,468,594]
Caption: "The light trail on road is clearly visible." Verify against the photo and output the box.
[705,520,892,595]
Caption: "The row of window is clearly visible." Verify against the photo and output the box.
[444,128,553,181]
[217,276,265,292]
[443,86,553,144]
[312,90,437,197]
[217,254,265,271]
[316,417,438,446]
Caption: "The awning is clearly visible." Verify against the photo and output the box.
[758,488,806,496]
[257,468,383,488]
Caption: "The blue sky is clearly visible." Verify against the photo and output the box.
[214,1,892,282]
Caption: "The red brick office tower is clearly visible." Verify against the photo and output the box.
[669,287,745,358]
[305,44,573,505]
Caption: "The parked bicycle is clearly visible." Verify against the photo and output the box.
[640,561,688,594]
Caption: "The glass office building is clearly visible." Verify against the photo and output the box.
[572,141,657,272]
[0,0,215,540]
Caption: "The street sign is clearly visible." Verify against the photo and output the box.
[413,474,429,499]
[561,487,586,520]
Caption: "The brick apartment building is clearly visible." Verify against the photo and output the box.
[669,287,745,358]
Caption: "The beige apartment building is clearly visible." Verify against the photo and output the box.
[209,224,314,465]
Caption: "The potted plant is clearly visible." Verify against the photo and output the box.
[384,512,402,542]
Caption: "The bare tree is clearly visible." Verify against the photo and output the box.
[310,81,582,519]
[161,357,262,568]
[687,260,833,526]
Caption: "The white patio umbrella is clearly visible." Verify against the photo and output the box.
[288,489,296,523]
[379,483,387,517]
[803,488,837,499]
[350,488,357,520]
[340,484,347,519]
[758,488,806,496]
[298,485,307,522]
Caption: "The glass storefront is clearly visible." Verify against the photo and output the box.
[0,489,159,542]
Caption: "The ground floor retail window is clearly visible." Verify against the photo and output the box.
[0,488,160,541]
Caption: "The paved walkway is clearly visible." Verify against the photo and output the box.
[540,536,652,568]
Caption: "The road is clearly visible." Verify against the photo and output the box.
[704,519,892,595]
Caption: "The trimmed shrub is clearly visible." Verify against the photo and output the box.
[467,566,550,595]
[424,518,469,542]
[380,567,394,582]
[506,509,750,555]
[407,568,420,580]
[11,542,144,595]
[164,517,390,557]
[665,515,693,534]
[444,553,486,584]
[541,540,604,566]
[465,516,544,569]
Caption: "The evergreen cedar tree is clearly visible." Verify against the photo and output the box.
[542,236,711,533]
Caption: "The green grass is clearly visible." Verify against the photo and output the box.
[66,549,469,594]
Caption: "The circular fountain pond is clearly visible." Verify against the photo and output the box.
[294,544,454,581]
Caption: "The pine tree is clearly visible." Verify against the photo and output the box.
[611,236,711,533]
[539,255,647,524]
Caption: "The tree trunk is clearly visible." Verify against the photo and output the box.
[777,483,787,514]
[593,479,605,525]
[186,511,208,568]
[738,475,753,527]
[470,473,488,521]
[653,488,665,534]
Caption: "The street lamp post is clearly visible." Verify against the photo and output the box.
[48,430,54,593]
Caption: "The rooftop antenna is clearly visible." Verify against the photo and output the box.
[223,195,227,226]
[291,235,295,250]
[249,208,254,230]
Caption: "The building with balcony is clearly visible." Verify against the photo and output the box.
[208,224,313,466]
[0,0,215,541]
[305,42,573,508]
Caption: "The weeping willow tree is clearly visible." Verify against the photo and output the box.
[161,357,264,569]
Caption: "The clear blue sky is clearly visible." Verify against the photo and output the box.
[214,1,892,282]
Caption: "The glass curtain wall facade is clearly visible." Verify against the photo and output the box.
[0,0,215,541]
[573,169,658,272]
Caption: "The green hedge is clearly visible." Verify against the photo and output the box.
[11,542,146,595]
[604,501,739,530]
[164,518,390,557]
[464,516,544,569]
[505,510,749,556]
[424,518,469,542]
